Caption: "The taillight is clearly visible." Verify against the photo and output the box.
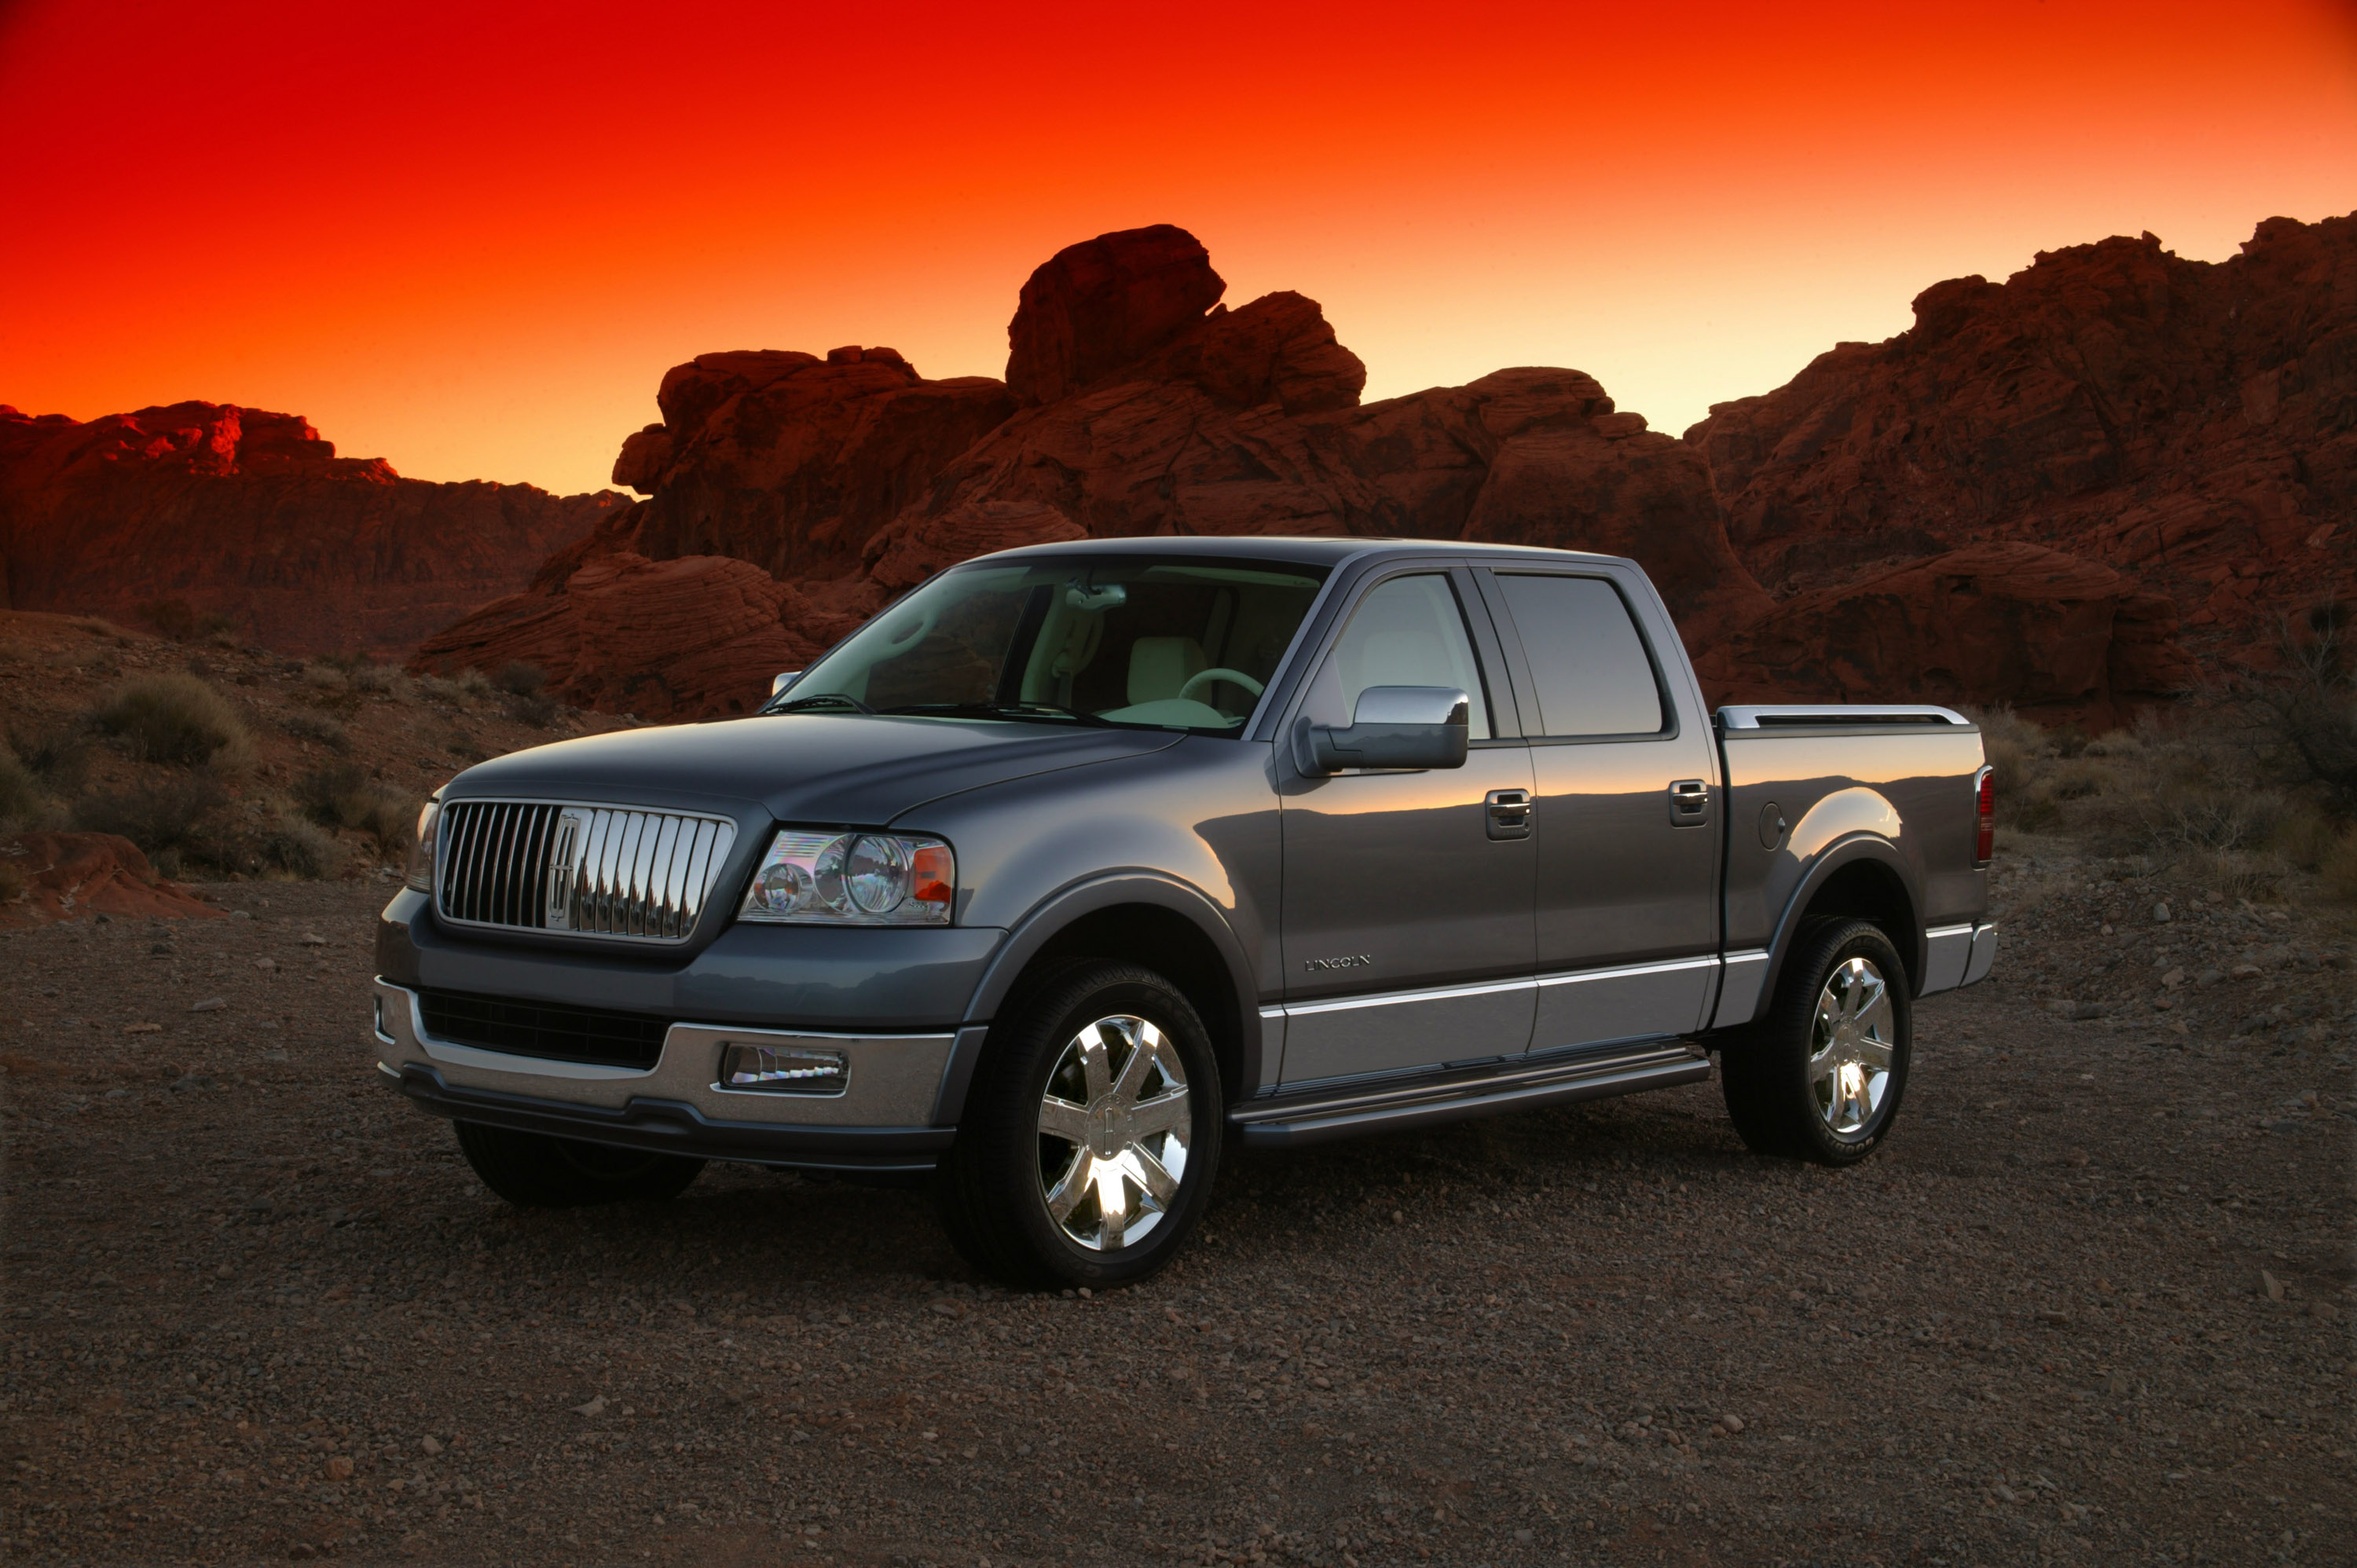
[1974,766,1996,865]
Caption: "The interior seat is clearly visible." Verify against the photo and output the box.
[1127,636,1207,704]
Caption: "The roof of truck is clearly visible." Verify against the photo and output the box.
[969,536,1629,570]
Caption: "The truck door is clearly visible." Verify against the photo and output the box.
[1275,566,1537,1086]
[1474,567,1721,1053]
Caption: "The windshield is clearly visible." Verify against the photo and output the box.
[769,556,1332,733]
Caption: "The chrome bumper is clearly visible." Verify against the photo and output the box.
[370,978,959,1171]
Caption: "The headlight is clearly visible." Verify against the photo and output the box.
[405,797,442,893]
[738,830,953,925]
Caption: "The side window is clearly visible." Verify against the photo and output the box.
[1496,574,1666,738]
[1314,573,1494,740]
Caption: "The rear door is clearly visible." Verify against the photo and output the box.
[1275,565,1536,1086]
[1475,566,1721,1053]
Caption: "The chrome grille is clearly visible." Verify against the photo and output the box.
[436,800,737,942]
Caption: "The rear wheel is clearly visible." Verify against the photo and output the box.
[1721,919,1911,1164]
[935,962,1222,1289]
[453,1121,706,1207]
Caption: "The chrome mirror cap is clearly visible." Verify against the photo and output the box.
[770,669,803,697]
[1299,686,1471,775]
[1351,685,1468,727]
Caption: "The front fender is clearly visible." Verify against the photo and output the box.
[931,871,1263,1123]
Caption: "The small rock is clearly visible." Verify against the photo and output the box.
[2154,902,2172,923]
[190,998,228,1013]
[229,910,251,921]
[2231,963,2263,980]
[254,958,277,972]
[1717,1413,1744,1434]
[420,1434,444,1454]
[573,1395,608,1417]
[323,1455,354,1481]
[2260,1270,2285,1302]
[2036,1309,2073,1324]
[2196,969,2227,988]
[123,1022,161,1035]
[1993,1482,2022,1504]
[299,932,327,946]
[2161,968,2186,989]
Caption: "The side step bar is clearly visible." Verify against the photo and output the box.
[1229,1041,1712,1149]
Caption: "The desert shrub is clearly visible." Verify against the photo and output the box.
[278,709,350,751]
[493,661,546,698]
[137,597,235,643]
[0,740,45,830]
[293,764,416,855]
[71,774,229,866]
[90,673,254,769]
[7,727,90,799]
[0,859,26,905]
[346,659,398,694]
[2319,830,2357,903]
[455,668,493,700]
[254,819,343,879]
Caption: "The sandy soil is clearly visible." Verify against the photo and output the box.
[2,855,2351,1566]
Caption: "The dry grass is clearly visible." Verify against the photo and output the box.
[1969,697,2357,907]
[292,764,418,856]
[90,672,255,770]
[0,739,46,830]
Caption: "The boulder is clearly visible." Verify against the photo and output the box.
[0,832,222,929]
[1005,225,1228,405]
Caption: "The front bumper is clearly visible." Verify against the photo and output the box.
[372,978,961,1171]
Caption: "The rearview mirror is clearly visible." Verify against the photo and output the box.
[1301,686,1470,773]
[770,670,803,698]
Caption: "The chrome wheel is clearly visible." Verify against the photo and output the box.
[1810,956,1894,1138]
[1036,1013,1191,1251]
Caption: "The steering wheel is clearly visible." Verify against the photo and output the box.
[1178,668,1266,702]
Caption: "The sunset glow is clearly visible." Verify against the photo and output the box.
[5,0,2354,496]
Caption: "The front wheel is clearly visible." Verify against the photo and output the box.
[453,1122,706,1207]
[1720,919,1911,1164]
[935,962,1222,1289]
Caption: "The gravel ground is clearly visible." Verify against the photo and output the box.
[2,859,2352,1566]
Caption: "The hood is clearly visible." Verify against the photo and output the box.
[445,713,1183,827]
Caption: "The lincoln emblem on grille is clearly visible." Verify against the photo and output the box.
[545,808,591,930]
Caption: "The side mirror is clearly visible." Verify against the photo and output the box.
[1301,686,1470,773]
[770,670,803,698]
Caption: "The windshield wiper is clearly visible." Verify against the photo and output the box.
[878,702,1113,727]
[769,692,875,715]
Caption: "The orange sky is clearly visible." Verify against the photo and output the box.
[4,0,2355,497]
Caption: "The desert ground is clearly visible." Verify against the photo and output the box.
[2,844,2351,1567]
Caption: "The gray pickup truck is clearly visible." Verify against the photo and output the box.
[372,538,1997,1287]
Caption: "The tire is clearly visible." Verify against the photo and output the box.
[935,961,1222,1290]
[1721,918,1911,1164]
[453,1121,706,1207]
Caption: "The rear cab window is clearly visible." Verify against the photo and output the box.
[1491,573,1669,739]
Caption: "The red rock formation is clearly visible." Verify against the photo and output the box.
[0,831,222,929]
[422,217,2353,724]
[1688,216,2357,668]
[0,402,625,656]
[1006,225,1229,404]
[1692,543,2200,718]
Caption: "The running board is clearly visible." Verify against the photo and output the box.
[1229,1041,1712,1149]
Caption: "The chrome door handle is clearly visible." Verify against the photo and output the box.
[1485,789,1532,841]
[1668,779,1710,826]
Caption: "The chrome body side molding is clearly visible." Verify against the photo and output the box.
[1919,922,1978,994]
[1709,949,1771,1029]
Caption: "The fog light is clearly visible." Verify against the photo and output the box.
[720,1043,849,1094]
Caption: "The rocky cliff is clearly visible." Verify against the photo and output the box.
[1689,216,2355,686]
[0,402,628,656]
[418,215,2355,724]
